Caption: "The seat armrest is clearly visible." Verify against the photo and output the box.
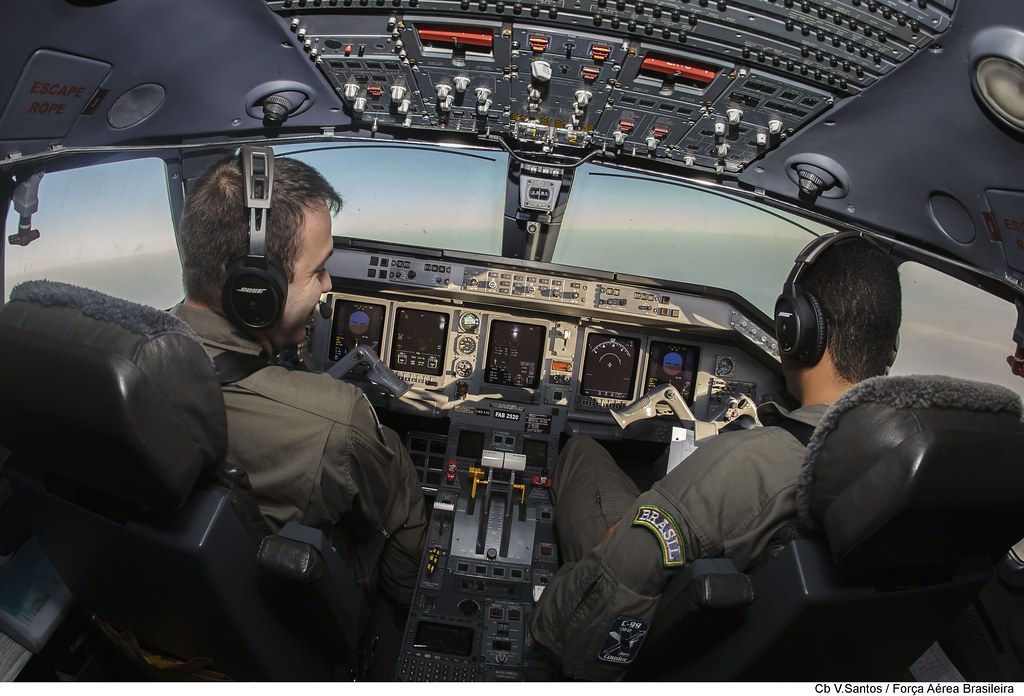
[648,558,753,646]
[257,523,370,649]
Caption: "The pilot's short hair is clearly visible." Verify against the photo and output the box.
[178,153,342,314]
[802,237,902,382]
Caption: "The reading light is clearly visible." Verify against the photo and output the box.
[968,27,1024,135]
[973,56,1024,133]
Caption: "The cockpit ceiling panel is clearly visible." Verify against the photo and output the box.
[273,0,953,174]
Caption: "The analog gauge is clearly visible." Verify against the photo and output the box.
[459,312,481,333]
[455,359,474,378]
[457,335,477,355]
[715,356,735,377]
[591,338,633,367]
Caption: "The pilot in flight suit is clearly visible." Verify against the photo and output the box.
[172,303,428,605]
[531,233,902,680]
[172,151,427,607]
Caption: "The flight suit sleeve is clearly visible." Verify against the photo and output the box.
[531,485,695,680]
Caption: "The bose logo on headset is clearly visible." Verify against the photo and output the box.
[221,145,289,331]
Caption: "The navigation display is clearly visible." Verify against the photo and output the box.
[644,340,701,403]
[328,299,387,361]
[390,308,449,376]
[581,333,641,400]
[484,320,545,389]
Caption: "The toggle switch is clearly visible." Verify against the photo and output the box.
[531,60,553,82]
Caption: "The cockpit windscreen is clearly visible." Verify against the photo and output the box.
[581,333,640,400]
[329,299,387,361]
[484,320,546,388]
[390,308,449,376]
[644,340,701,404]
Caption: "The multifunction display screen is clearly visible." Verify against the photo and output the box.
[389,308,448,376]
[643,340,701,404]
[581,333,641,400]
[413,621,474,657]
[328,299,386,362]
[484,320,545,389]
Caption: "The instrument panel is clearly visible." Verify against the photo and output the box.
[307,241,785,680]
[309,242,784,431]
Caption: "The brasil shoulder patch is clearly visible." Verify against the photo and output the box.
[631,505,685,568]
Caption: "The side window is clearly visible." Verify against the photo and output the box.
[893,262,1024,397]
[4,158,183,308]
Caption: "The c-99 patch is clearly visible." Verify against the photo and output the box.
[597,615,650,665]
[631,505,685,568]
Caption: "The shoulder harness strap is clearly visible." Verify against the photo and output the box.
[213,351,267,385]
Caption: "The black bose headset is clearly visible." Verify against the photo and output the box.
[221,145,289,331]
[774,230,864,366]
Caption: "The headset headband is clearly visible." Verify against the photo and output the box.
[242,145,274,257]
[783,230,865,296]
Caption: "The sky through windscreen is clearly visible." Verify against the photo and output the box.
[4,147,1024,396]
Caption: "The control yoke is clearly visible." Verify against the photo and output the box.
[328,345,411,398]
[612,383,761,442]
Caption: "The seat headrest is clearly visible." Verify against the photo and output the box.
[0,281,227,511]
[796,375,1024,573]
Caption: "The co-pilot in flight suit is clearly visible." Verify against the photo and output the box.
[171,304,428,605]
[530,403,826,680]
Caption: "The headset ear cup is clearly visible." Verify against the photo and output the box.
[776,291,826,366]
[803,291,827,365]
[222,254,288,330]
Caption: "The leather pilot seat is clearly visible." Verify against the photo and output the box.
[0,280,367,680]
[634,374,1024,681]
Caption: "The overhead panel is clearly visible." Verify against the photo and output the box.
[270,0,954,175]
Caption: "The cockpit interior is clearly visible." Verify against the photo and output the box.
[1,0,1024,684]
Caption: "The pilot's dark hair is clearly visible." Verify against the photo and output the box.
[178,153,342,313]
[802,237,902,382]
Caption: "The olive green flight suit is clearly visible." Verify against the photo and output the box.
[531,403,826,680]
[171,304,427,605]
